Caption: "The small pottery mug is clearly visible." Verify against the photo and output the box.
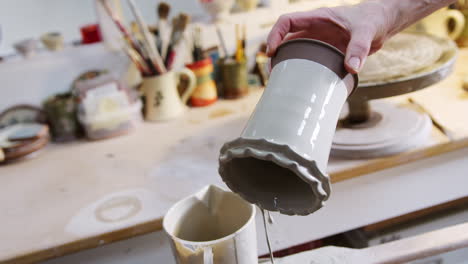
[407,7,465,40]
[218,59,248,99]
[163,185,257,264]
[40,32,64,51]
[186,58,218,107]
[219,39,358,216]
[141,69,196,121]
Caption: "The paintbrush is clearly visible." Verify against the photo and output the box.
[131,21,143,42]
[157,2,171,57]
[192,26,204,62]
[122,43,152,76]
[235,24,245,62]
[100,0,158,75]
[127,0,166,74]
[165,13,190,70]
[99,0,140,53]
[407,97,456,141]
[215,24,229,59]
[242,24,246,53]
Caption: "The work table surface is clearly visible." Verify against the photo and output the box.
[1,50,468,264]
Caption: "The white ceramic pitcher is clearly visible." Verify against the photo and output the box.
[141,69,196,121]
[163,185,257,264]
[219,39,358,216]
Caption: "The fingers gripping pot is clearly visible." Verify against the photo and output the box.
[219,39,358,216]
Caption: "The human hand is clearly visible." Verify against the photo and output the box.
[266,2,395,74]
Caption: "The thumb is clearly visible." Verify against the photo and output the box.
[345,30,373,74]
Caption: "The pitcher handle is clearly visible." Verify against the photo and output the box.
[447,9,465,40]
[203,247,213,264]
[176,68,197,104]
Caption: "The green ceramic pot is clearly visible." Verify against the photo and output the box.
[218,59,248,99]
[43,93,81,142]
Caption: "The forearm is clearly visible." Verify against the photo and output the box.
[373,0,457,36]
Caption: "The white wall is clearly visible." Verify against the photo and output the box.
[0,0,205,55]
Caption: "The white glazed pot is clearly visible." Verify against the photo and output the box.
[163,185,257,264]
[219,39,358,216]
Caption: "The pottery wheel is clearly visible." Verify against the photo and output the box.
[353,32,457,100]
[360,33,444,83]
[331,33,457,159]
[331,101,432,159]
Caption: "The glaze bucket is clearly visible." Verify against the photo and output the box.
[219,39,358,216]
[163,185,257,264]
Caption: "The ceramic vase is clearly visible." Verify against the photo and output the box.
[219,39,358,216]
[186,58,218,107]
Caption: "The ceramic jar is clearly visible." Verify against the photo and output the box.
[218,59,248,99]
[43,93,80,142]
[186,58,218,107]
[218,39,358,216]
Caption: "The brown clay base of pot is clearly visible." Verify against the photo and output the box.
[224,88,249,99]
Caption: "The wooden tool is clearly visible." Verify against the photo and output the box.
[408,97,456,141]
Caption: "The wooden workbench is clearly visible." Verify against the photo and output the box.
[1,50,467,264]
